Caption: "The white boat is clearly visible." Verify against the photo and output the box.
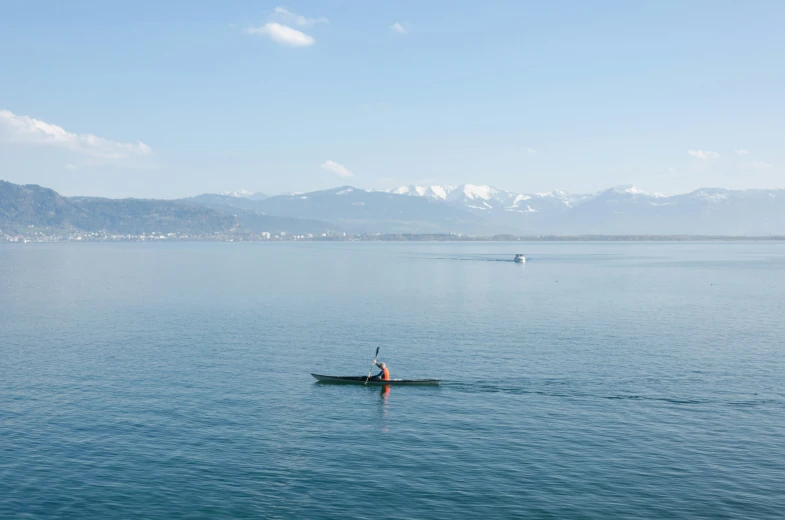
[514,254,526,263]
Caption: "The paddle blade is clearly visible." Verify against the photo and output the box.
[375,347,380,358]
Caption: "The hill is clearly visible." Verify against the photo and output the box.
[0,181,237,234]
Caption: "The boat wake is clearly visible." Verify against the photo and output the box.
[443,380,783,408]
[429,255,529,263]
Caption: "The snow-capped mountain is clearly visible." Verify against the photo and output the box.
[182,184,785,235]
[217,189,268,200]
[387,184,594,230]
[250,186,492,234]
[383,184,785,234]
[389,184,592,210]
[6,179,783,236]
[557,186,785,235]
[391,184,510,204]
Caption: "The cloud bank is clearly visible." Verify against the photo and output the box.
[390,22,410,34]
[0,109,152,162]
[688,149,720,160]
[246,7,326,47]
[245,22,315,47]
[321,160,353,177]
[273,7,328,27]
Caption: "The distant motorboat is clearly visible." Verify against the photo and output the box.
[514,254,526,263]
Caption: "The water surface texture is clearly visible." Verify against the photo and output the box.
[2,242,784,519]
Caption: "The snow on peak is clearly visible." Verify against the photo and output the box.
[218,189,255,198]
[390,185,457,200]
[428,186,449,199]
[387,183,601,212]
[458,184,499,201]
[336,187,354,195]
[691,188,729,202]
[534,190,573,199]
[611,185,648,195]
[511,193,532,207]
[391,184,508,202]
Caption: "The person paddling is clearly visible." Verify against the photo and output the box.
[371,362,390,381]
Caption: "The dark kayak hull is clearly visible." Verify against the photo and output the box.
[311,374,440,385]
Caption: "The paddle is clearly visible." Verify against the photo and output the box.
[365,347,381,385]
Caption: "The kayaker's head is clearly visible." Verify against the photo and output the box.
[377,362,386,368]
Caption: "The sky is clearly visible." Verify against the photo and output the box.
[1,0,784,198]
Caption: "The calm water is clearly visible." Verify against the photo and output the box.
[1,241,784,519]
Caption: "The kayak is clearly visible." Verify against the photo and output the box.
[311,374,440,385]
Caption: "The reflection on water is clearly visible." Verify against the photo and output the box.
[380,385,390,431]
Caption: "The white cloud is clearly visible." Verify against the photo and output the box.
[65,163,78,171]
[751,161,773,169]
[273,7,328,27]
[321,160,353,177]
[245,22,315,47]
[526,148,538,154]
[0,109,152,162]
[735,149,749,155]
[688,149,720,160]
[390,22,410,34]
[244,7,326,46]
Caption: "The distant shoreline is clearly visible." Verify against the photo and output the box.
[345,234,785,242]
[3,232,785,244]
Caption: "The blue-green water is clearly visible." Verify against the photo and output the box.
[1,242,784,519]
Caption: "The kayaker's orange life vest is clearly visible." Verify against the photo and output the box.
[381,367,390,380]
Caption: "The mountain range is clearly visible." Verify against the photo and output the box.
[385,184,785,234]
[185,183,785,235]
[215,186,491,234]
[2,179,784,236]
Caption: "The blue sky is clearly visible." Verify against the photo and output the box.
[1,0,783,198]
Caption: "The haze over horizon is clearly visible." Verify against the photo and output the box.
[1,1,784,199]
